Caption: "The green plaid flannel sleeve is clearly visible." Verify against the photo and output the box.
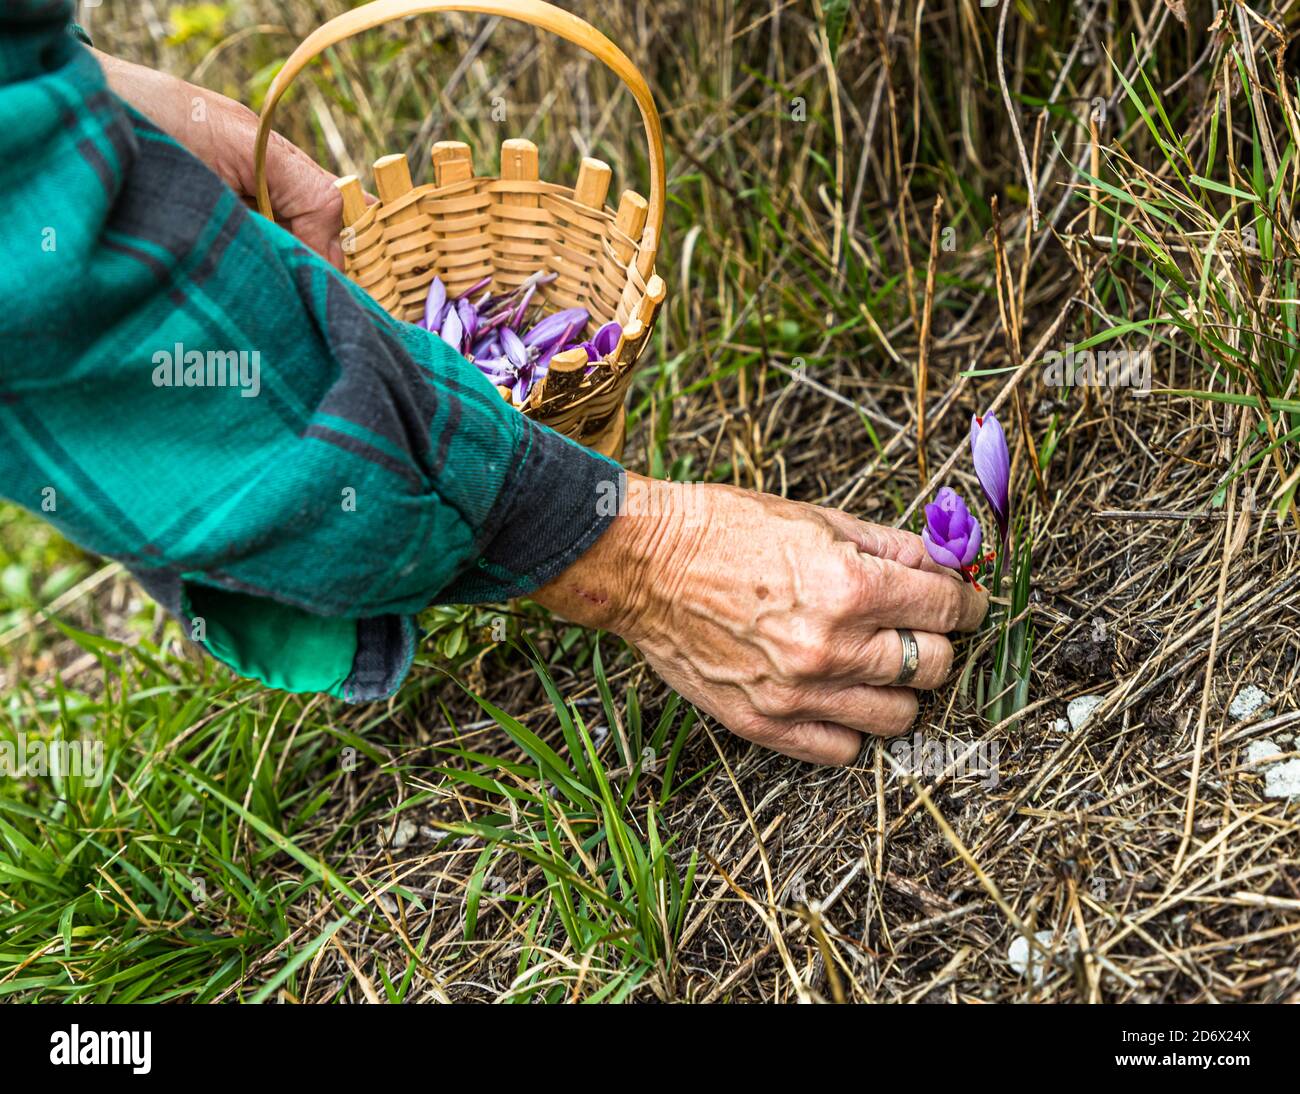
[0,1,621,700]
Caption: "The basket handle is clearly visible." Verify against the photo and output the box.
[254,0,666,248]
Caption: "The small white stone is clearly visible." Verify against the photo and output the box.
[1229,685,1270,721]
[1245,739,1280,766]
[383,818,419,849]
[1067,694,1105,731]
[1053,718,1069,735]
[1009,930,1074,984]
[1264,762,1300,800]
[1245,738,1300,800]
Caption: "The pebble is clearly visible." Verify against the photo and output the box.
[382,818,419,849]
[1244,739,1300,801]
[1008,930,1076,984]
[1229,685,1270,721]
[1067,694,1105,731]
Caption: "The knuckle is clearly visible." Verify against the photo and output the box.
[788,642,832,679]
[932,637,955,680]
[937,583,963,632]
[847,555,884,608]
[899,528,927,562]
[881,689,919,735]
[754,682,802,719]
[865,632,899,680]
[732,713,775,746]
[769,721,855,766]
[854,524,885,557]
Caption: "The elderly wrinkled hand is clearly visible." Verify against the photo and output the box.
[537,474,989,765]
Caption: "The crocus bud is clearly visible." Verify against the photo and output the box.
[470,332,500,360]
[501,327,529,369]
[970,412,1010,543]
[591,320,621,359]
[456,298,479,342]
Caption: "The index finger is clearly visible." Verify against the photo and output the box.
[815,508,954,577]
[858,555,988,634]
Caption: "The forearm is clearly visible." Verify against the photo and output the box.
[89,46,345,266]
[533,473,688,640]
[91,49,214,159]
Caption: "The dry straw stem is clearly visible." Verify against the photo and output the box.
[989,194,1047,509]
[915,194,944,485]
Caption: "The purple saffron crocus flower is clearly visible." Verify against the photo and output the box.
[456,298,479,342]
[510,280,540,330]
[470,332,501,360]
[523,307,589,350]
[440,304,464,352]
[522,306,590,370]
[582,320,622,362]
[423,276,448,333]
[970,411,1010,543]
[539,320,586,368]
[500,327,528,368]
[922,487,983,584]
[478,327,546,404]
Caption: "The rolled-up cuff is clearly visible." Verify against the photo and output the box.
[435,416,621,604]
[338,614,418,702]
[126,567,409,701]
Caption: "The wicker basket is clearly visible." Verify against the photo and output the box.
[252,0,666,459]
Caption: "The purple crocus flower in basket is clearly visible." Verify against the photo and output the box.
[456,298,479,343]
[970,411,1010,544]
[478,328,547,405]
[418,272,625,404]
[581,320,622,362]
[922,487,984,586]
[470,331,501,360]
[422,276,449,333]
[422,275,488,349]
[521,306,587,349]
[522,307,589,368]
[439,304,464,352]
